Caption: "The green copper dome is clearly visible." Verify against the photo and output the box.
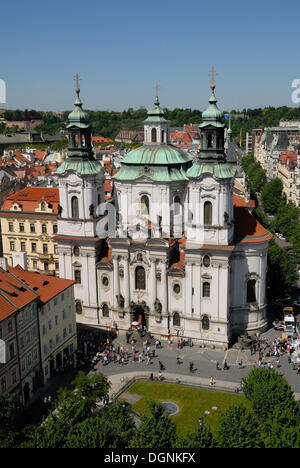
[114,145,193,182]
[144,96,169,123]
[121,144,192,166]
[187,162,236,180]
[200,85,223,127]
[67,91,90,129]
[55,159,102,176]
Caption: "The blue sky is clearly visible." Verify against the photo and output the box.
[1,0,300,112]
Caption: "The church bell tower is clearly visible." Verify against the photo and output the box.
[54,76,106,324]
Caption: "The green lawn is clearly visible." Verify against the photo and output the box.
[121,380,251,435]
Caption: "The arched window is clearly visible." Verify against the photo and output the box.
[204,201,212,225]
[151,128,157,143]
[247,279,256,303]
[74,269,81,284]
[41,201,46,211]
[135,266,146,290]
[203,255,210,267]
[161,129,165,143]
[203,282,210,297]
[73,246,80,257]
[207,133,214,148]
[202,315,210,330]
[173,312,180,327]
[140,195,149,215]
[71,196,79,219]
[75,301,82,314]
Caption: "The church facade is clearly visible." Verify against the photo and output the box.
[55,84,272,349]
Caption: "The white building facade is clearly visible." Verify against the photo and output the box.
[57,86,272,348]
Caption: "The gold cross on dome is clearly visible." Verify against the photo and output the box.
[209,67,217,89]
[74,73,81,93]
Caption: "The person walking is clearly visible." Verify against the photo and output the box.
[209,376,215,386]
[189,362,194,373]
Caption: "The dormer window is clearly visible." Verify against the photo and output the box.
[41,201,46,211]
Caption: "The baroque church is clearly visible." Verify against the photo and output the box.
[54,81,272,349]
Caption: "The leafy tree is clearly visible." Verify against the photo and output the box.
[214,405,264,448]
[268,239,297,292]
[261,178,283,214]
[241,369,299,423]
[71,370,110,404]
[32,371,110,448]
[174,424,214,448]
[128,401,177,448]
[263,406,300,448]
[66,403,136,448]
[0,393,20,447]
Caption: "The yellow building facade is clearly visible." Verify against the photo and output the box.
[0,188,59,275]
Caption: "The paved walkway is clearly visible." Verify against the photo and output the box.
[93,327,300,401]
[20,325,300,425]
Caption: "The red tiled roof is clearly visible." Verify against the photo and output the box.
[279,150,297,168]
[92,136,113,144]
[1,187,59,213]
[33,150,46,160]
[9,266,75,304]
[234,207,273,243]
[0,268,37,321]
[233,194,255,208]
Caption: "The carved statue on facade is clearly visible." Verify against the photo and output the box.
[154,298,162,315]
[89,203,95,217]
[116,294,124,308]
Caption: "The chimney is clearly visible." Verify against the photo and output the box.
[0,256,9,271]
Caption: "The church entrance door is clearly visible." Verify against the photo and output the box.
[133,306,147,328]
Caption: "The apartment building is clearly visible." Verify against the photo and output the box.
[276,150,300,206]
[0,260,76,404]
[10,266,77,383]
[0,187,59,275]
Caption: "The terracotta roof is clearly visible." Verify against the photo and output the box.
[33,150,46,160]
[9,266,75,304]
[1,187,59,213]
[92,136,113,143]
[234,207,273,243]
[0,267,37,321]
[233,194,255,208]
[279,150,297,168]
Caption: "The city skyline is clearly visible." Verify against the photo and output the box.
[1,0,300,111]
